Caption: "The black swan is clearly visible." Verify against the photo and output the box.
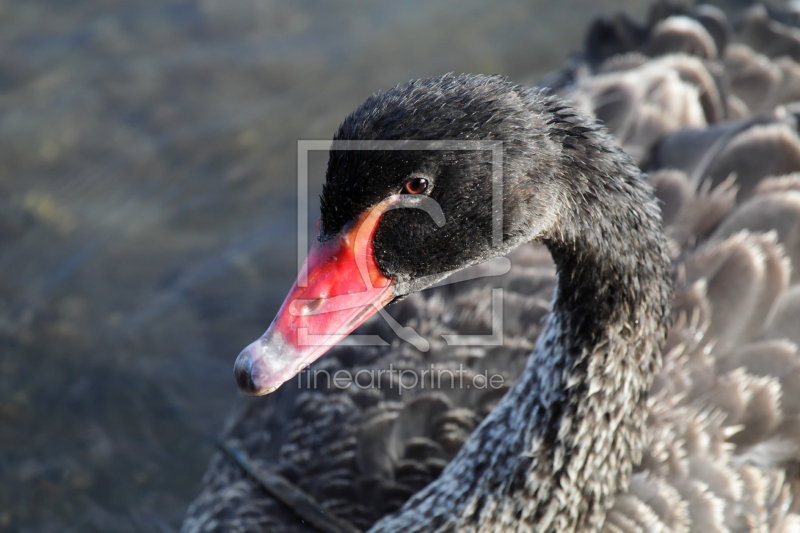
[239,72,672,531]
[183,5,800,533]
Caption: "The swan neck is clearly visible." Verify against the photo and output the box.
[373,113,672,533]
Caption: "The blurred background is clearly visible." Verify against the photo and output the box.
[1,0,774,531]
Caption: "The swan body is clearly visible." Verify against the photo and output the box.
[183,3,800,532]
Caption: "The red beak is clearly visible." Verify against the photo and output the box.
[234,199,396,396]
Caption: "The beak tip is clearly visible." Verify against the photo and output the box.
[233,338,292,396]
[234,349,264,396]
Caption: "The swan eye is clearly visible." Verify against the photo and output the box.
[403,177,429,195]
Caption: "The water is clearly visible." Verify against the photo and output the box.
[0,1,657,530]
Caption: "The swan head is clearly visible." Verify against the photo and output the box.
[234,74,593,395]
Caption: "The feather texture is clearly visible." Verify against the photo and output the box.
[182,4,800,532]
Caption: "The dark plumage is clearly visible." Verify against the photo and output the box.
[192,72,672,532]
[183,5,800,533]
[332,75,671,532]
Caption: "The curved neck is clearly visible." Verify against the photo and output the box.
[371,128,671,533]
